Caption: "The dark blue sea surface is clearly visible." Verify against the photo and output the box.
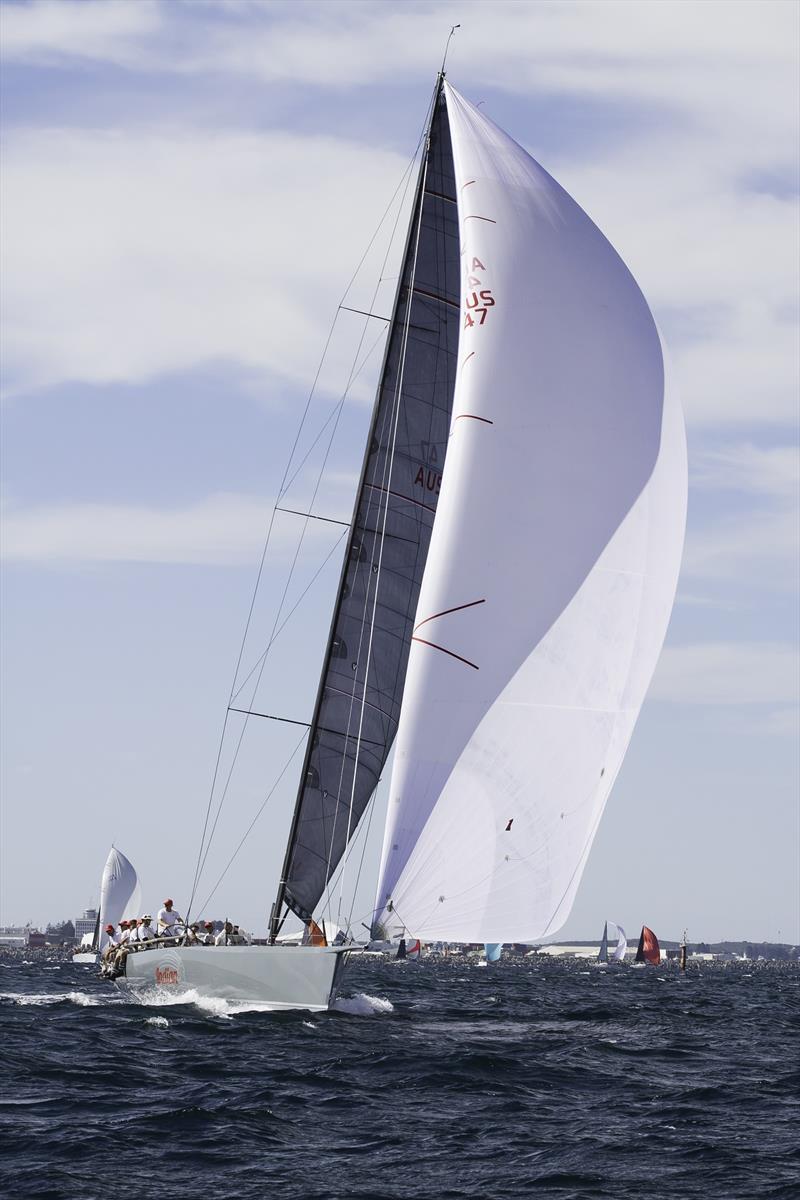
[1,955,798,1199]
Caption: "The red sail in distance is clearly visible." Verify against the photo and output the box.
[635,925,660,965]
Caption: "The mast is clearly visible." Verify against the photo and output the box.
[270,75,456,940]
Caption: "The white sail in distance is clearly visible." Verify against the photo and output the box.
[374,83,687,943]
[99,847,141,950]
[612,924,628,962]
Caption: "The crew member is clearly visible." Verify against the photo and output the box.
[214,921,233,946]
[138,915,157,942]
[157,899,183,939]
[101,924,119,962]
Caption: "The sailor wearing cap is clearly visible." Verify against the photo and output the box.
[118,919,132,944]
[138,915,157,941]
[101,924,120,962]
[157,899,184,939]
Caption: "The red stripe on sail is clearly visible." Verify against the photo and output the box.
[413,598,486,634]
[412,636,479,670]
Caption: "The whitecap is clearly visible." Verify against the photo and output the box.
[0,990,100,1007]
[132,987,290,1018]
[333,993,394,1016]
[145,1016,169,1028]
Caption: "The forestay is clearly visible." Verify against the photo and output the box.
[278,89,461,924]
[374,82,687,943]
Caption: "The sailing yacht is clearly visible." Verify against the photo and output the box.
[634,925,661,965]
[115,73,686,1011]
[596,922,610,966]
[74,847,141,964]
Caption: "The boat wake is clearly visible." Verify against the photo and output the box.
[332,992,394,1016]
[133,987,288,1018]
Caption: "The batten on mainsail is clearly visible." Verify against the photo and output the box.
[271,83,461,934]
[374,82,687,944]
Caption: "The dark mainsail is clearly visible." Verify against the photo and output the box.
[271,85,460,932]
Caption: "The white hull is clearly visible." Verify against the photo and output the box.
[114,943,353,1011]
[73,952,98,964]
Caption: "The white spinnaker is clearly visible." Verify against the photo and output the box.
[98,847,141,950]
[612,924,628,961]
[374,83,687,943]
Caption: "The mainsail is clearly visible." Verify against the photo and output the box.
[635,925,661,965]
[98,847,141,951]
[273,87,461,930]
[598,922,609,964]
[374,82,687,943]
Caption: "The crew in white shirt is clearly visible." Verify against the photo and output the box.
[101,924,120,962]
[157,899,184,938]
[214,921,234,946]
[138,915,157,941]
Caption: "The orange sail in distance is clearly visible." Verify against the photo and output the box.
[634,925,660,965]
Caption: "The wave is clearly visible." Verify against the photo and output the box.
[332,992,394,1016]
[0,990,104,1007]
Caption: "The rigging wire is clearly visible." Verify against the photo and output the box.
[187,130,428,920]
[194,730,309,918]
[196,232,409,891]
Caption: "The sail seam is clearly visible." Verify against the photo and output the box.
[364,480,438,515]
[411,284,460,310]
[424,187,457,204]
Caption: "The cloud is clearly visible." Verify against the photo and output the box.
[0,492,344,565]
[682,507,799,584]
[690,443,800,499]
[0,126,405,398]
[650,641,800,705]
[0,0,161,64]
[681,440,799,590]
[1,0,797,433]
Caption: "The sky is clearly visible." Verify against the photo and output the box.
[1,0,798,945]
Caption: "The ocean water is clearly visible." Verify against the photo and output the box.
[1,956,798,1199]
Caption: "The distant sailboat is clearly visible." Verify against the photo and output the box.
[484,943,502,962]
[634,925,661,965]
[395,938,421,962]
[611,923,627,962]
[73,847,141,964]
[597,922,609,964]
